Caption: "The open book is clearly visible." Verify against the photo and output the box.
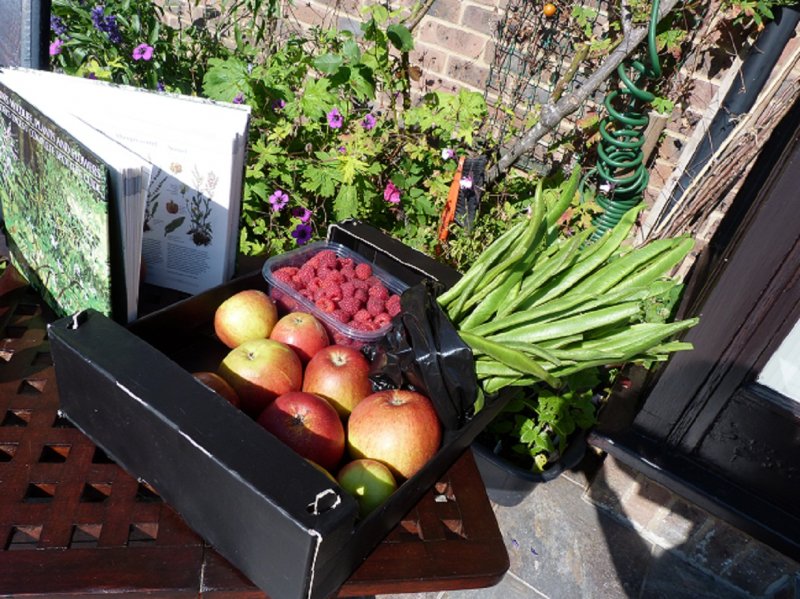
[0,67,250,322]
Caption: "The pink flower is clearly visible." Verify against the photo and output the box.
[132,43,154,61]
[383,181,401,204]
[327,107,343,129]
[361,114,376,130]
[49,39,64,56]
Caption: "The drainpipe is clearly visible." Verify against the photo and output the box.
[653,4,800,228]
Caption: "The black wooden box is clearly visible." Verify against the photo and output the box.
[48,221,507,599]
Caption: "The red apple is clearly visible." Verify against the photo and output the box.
[302,345,372,417]
[214,289,278,349]
[347,390,441,480]
[269,312,329,363]
[337,458,397,517]
[192,371,241,408]
[257,392,345,471]
[217,338,302,416]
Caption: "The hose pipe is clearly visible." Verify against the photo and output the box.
[591,0,662,240]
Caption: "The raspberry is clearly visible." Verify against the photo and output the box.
[316,249,338,269]
[353,278,369,291]
[341,281,356,297]
[351,319,377,332]
[338,257,354,269]
[366,275,381,287]
[340,266,356,281]
[313,287,328,301]
[374,312,392,328]
[297,263,316,285]
[366,296,385,316]
[307,277,322,293]
[306,254,321,269]
[317,266,334,281]
[354,288,368,303]
[299,289,314,300]
[368,285,389,300]
[331,309,349,324]
[353,309,372,323]
[386,294,401,317]
[273,267,297,283]
[354,262,372,280]
[338,296,362,316]
[333,332,355,346]
[315,297,336,313]
[322,282,342,302]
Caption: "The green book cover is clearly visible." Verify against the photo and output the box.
[0,81,115,318]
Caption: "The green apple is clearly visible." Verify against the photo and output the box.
[214,289,278,349]
[337,458,397,517]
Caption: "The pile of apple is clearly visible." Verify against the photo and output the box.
[193,288,442,517]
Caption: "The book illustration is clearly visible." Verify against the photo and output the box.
[0,93,113,317]
[184,167,218,247]
[143,163,218,247]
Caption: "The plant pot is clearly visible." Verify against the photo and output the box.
[472,434,587,507]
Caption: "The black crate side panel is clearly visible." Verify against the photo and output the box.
[48,311,358,599]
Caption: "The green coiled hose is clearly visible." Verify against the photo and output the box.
[590,0,662,239]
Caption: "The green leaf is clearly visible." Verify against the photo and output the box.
[343,39,361,63]
[333,185,359,220]
[300,78,333,118]
[202,57,249,101]
[349,64,376,99]
[164,217,185,235]
[386,24,414,52]
[313,53,343,75]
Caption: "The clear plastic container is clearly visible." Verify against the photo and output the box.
[262,241,409,348]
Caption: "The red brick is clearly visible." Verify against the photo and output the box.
[286,2,327,29]
[655,131,686,165]
[461,5,500,36]
[649,158,677,190]
[410,41,447,76]
[446,56,490,91]
[418,21,489,58]
[427,0,462,23]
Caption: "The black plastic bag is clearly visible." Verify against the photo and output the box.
[368,280,478,431]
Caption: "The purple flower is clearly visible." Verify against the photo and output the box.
[326,107,343,129]
[92,7,121,44]
[157,81,165,92]
[84,72,98,80]
[291,206,312,223]
[441,148,455,160]
[272,98,286,111]
[459,175,473,190]
[338,146,346,154]
[268,189,289,212]
[132,43,154,61]
[49,39,64,56]
[291,223,313,246]
[232,92,245,104]
[361,113,376,131]
[383,181,401,205]
[91,6,105,29]
[50,16,67,36]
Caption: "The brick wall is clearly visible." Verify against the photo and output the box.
[283,0,505,95]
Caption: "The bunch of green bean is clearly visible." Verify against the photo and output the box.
[437,168,699,396]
